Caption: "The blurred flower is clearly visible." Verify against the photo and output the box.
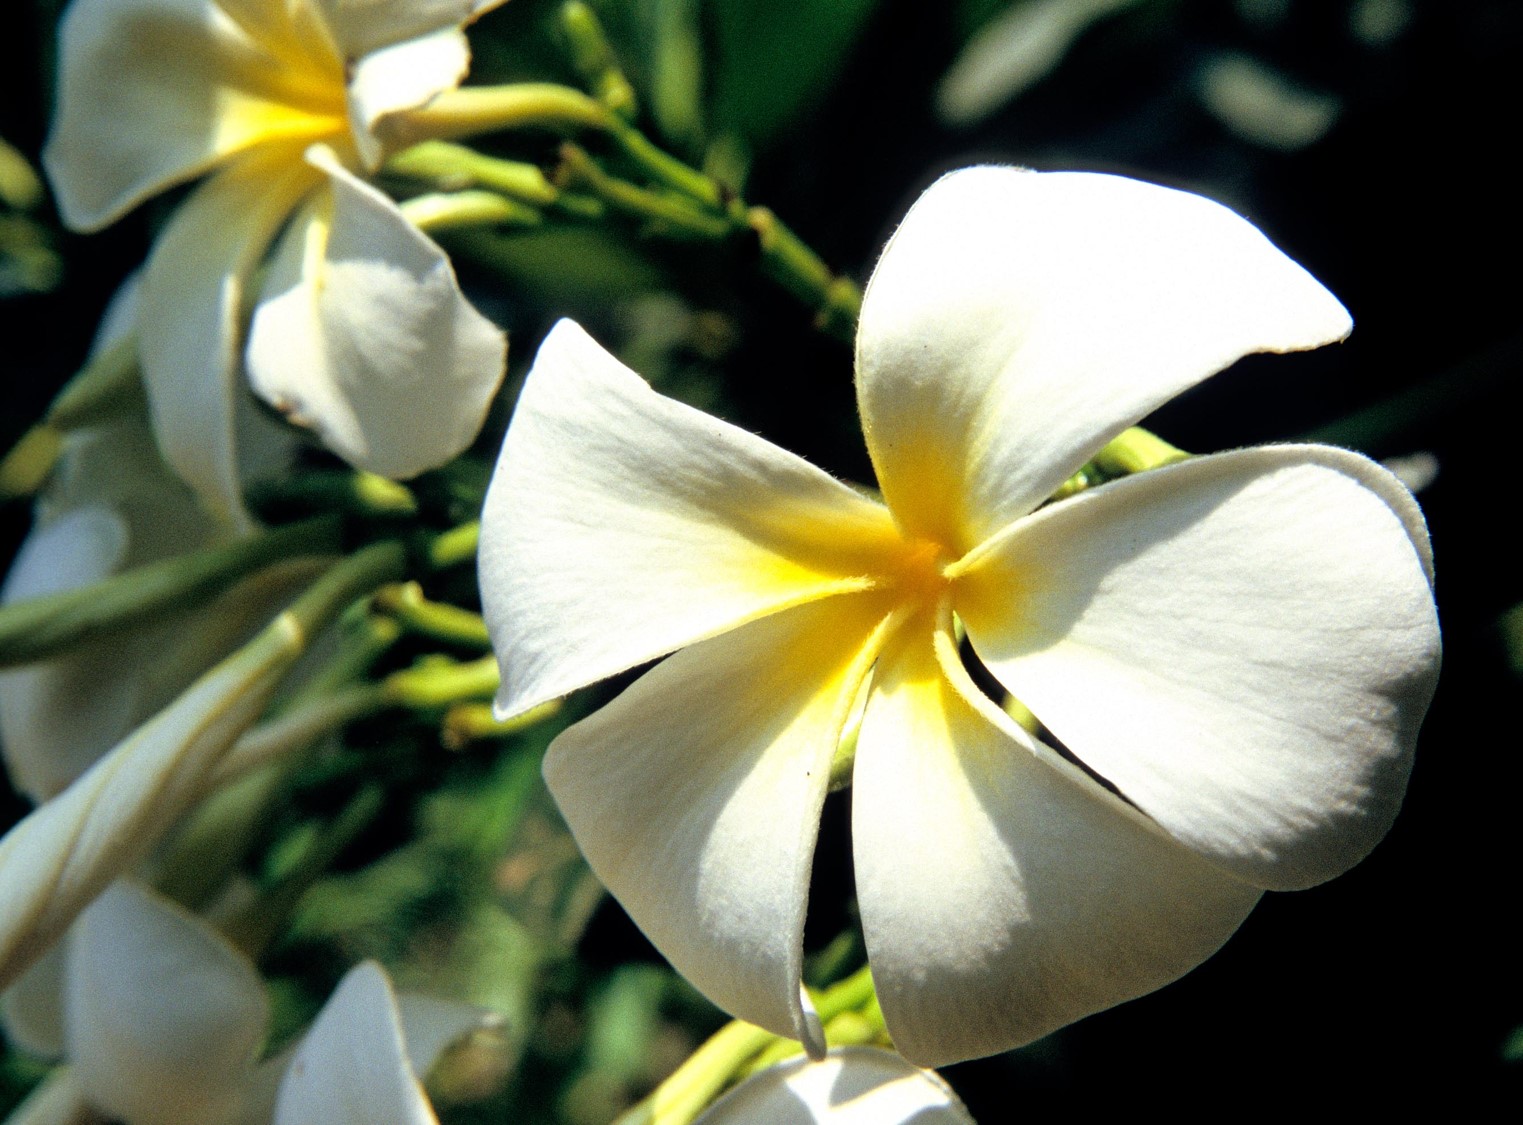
[480,166,1441,1066]
[44,0,508,527]
[694,1047,973,1125]
[1,277,308,802]
[3,880,489,1125]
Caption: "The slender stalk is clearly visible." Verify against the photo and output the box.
[374,581,491,647]
[0,515,344,667]
[396,84,612,146]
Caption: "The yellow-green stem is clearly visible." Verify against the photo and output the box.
[374,581,491,647]
[397,84,612,147]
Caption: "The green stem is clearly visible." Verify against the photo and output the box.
[247,469,417,519]
[382,655,500,708]
[427,520,481,570]
[373,581,491,647]
[220,782,387,959]
[213,683,389,784]
[396,83,612,146]
[560,1,638,117]
[387,140,560,206]
[440,699,561,749]
[747,207,861,341]
[401,190,542,232]
[0,515,344,668]
[612,1022,775,1125]
[614,966,881,1125]
[1092,426,1190,476]
[558,143,731,239]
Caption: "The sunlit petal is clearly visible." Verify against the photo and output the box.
[957,445,1440,891]
[481,320,902,717]
[345,29,470,167]
[544,595,896,1050]
[139,146,320,528]
[67,881,267,1125]
[316,0,499,60]
[273,961,438,1125]
[44,0,345,231]
[245,146,505,480]
[856,167,1352,552]
[693,1047,974,1125]
[853,617,1260,1066]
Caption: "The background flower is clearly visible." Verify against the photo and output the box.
[43,0,507,527]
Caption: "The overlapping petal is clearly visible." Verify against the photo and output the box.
[44,0,345,230]
[693,1047,974,1125]
[543,594,898,1052]
[67,881,268,1125]
[272,961,441,1125]
[246,147,506,480]
[139,144,320,528]
[856,167,1352,552]
[481,319,903,718]
[853,617,1260,1066]
[956,445,1440,891]
[345,29,471,167]
[317,0,506,61]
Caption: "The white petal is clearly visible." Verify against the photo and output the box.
[0,508,134,801]
[543,595,895,1048]
[273,961,438,1125]
[245,146,506,480]
[317,0,482,59]
[67,881,268,1125]
[394,993,500,1079]
[853,619,1260,1067]
[0,612,298,991]
[856,167,1352,553]
[957,445,1440,891]
[481,319,902,717]
[693,1047,974,1125]
[140,148,319,528]
[346,29,470,168]
[43,0,345,231]
[2,418,225,802]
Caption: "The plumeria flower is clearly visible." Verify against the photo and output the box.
[480,167,1441,1066]
[694,1048,973,1125]
[2,880,490,1125]
[1,277,309,802]
[43,0,509,527]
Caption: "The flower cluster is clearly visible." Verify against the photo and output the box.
[44,0,508,526]
[0,0,1447,1117]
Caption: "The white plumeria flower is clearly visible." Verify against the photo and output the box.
[0,273,313,802]
[0,412,317,804]
[43,0,509,527]
[694,1048,973,1125]
[3,880,487,1125]
[479,167,1442,1066]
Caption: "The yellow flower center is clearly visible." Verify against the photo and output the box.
[885,536,955,611]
